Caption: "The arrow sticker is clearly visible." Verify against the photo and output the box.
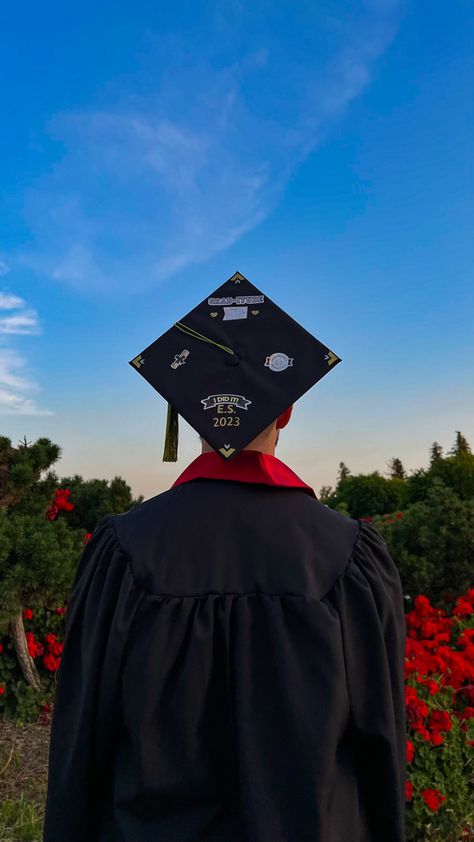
[324,351,339,366]
[219,446,236,458]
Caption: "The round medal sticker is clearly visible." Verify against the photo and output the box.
[264,352,294,372]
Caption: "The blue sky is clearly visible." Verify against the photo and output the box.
[0,0,473,499]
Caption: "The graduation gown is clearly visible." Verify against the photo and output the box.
[43,449,407,842]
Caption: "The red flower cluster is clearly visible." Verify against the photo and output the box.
[404,589,474,815]
[42,633,63,672]
[421,788,446,813]
[84,532,92,544]
[25,630,63,671]
[46,488,74,521]
[25,631,44,658]
[22,608,33,620]
[405,592,474,701]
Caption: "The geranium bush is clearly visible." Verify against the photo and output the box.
[0,604,68,722]
[404,590,474,841]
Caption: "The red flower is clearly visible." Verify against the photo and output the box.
[22,608,33,620]
[0,643,3,654]
[421,621,439,638]
[430,732,444,746]
[428,710,452,732]
[55,606,67,615]
[413,595,432,616]
[44,633,57,645]
[25,631,39,658]
[43,653,60,672]
[421,788,446,812]
[405,780,413,801]
[0,684,5,696]
[425,680,440,696]
[406,740,414,763]
[405,686,429,728]
[84,532,92,544]
[396,511,404,519]
[453,600,473,618]
[460,707,474,720]
[46,488,75,520]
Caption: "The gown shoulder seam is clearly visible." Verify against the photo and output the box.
[106,514,141,589]
[319,518,363,601]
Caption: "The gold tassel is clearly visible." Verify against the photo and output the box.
[162,403,179,462]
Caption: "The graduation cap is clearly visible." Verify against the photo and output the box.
[129,271,341,462]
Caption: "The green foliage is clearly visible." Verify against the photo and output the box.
[387,457,406,479]
[337,462,350,482]
[374,481,474,603]
[429,452,474,501]
[403,453,474,508]
[429,441,443,466]
[0,680,49,724]
[57,474,143,531]
[0,437,61,512]
[450,431,471,456]
[406,704,474,842]
[318,485,334,505]
[320,431,474,519]
[328,471,408,518]
[0,514,84,631]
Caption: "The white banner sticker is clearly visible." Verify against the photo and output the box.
[223,305,248,320]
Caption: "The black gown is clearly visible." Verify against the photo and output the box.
[43,475,407,841]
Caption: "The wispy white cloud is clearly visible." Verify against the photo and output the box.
[0,295,51,415]
[19,1,401,292]
[0,310,40,335]
[0,261,10,277]
[0,292,25,309]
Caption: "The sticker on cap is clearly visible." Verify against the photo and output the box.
[208,295,264,306]
[324,351,339,366]
[223,305,248,320]
[170,349,190,369]
[201,394,252,410]
[264,352,294,372]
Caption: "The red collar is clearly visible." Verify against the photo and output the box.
[172,449,316,498]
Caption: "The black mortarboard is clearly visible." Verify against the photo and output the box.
[129,271,341,461]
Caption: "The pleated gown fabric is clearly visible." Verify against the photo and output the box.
[43,478,407,842]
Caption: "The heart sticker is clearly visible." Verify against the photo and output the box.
[210,311,218,317]
[251,309,260,315]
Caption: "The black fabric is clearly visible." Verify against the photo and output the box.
[43,481,406,842]
[128,271,341,460]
